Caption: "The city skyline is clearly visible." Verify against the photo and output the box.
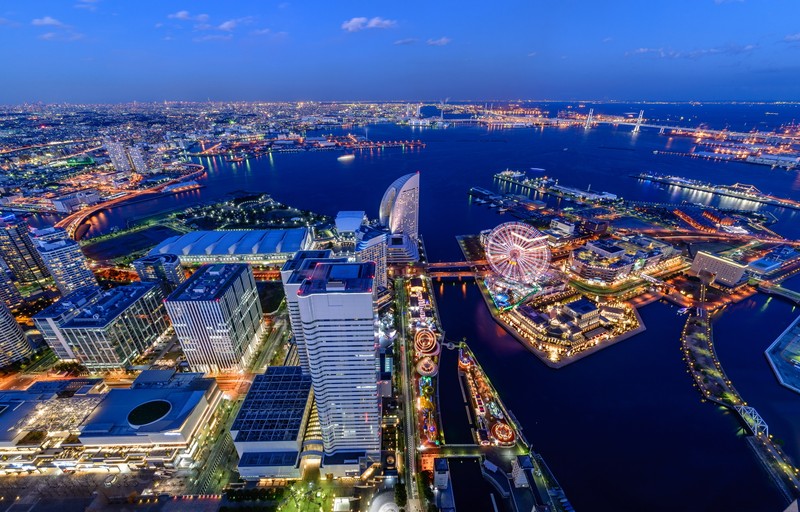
[0,1,799,103]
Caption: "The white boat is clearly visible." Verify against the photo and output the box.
[337,154,355,162]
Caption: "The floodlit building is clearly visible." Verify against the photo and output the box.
[231,366,314,480]
[30,226,70,243]
[133,253,185,295]
[0,302,31,368]
[50,190,101,213]
[105,140,132,174]
[149,228,311,266]
[691,252,747,287]
[36,238,98,296]
[0,215,49,282]
[356,231,388,291]
[569,235,679,284]
[33,287,103,361]
[0,269,22,310]
[335,211,367,236]
[379,173,420,262]
[0,371,222,474]
[61,282,168,370]
[296,262,380,456]
[281,251,346,375]
[166,264,263,373]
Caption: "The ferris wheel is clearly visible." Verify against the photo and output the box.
[484,222,551,284]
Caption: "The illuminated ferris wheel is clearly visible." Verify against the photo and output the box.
[484,222,551,284]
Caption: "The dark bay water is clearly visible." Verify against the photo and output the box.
[71,112,800,511]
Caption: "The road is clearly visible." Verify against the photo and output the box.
[394,279,421,512]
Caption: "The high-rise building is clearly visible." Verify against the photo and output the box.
[0,216,49,282]
[105,140,131,174]
[378,173,420,262]
[379,172,420,240]
[296,261,380,454]
[60,282,168,370]
[133,253,185,295]
[33,286,102,361]
[0,302,31,368]
[0,268,22,310]
[36,238,98,296]
[356,231,388,291]
[281,251,346,375]
[127,146,148,173]
[166,264,263,373]
[31,226,70,243]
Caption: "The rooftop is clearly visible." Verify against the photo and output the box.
[281,250,332,273]
[231,366,312,443]
[565,298,599,316]
[297,262,375,295]
[335,211,366,233]
[33,286,102,320]
[149,228,309,257]
[63,282,157,328]
[168,263,249,302]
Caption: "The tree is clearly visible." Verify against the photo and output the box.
[395,483,407,506]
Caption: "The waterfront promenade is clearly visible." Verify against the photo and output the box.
[765,315,800,395]
[681,309,800,502]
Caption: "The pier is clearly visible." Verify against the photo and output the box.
[681,307,800,501]
[633,173,800,211]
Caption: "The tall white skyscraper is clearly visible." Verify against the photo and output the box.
[0,302,31,368]
[355,231,388,291]
[280,251,346,375]
[165,264,263,373]
[378,173,420,262]
[296,261,380,454]
[133,253,185,295]
[36,238,98,297]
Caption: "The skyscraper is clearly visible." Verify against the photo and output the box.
[60,282,168,370]
[280,251,346,375]
[105,140,131,174]
[33,286,102,361]
[36,238,98,296]
[0,268,23,310]
[165,264,263,373]
[126,146,148,173]
[133,253,185,295]
[356,231,388,291]
[0,302,31,368]
[0,216,49,282]
[378,173,420,262]
[296,261,380,454]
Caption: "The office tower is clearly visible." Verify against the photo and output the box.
[105,140,131,174]
[378,173,420,262]
[296,262,380,454]
[166,264,263,373]
[33,287,102,360]
[356,231,388,291]
[0,269,22,310]
[36,238,98,296]
[280,251,346,375]
[0,216,49,282]
[60,282,168,370]
[133,253,185,295]
[0,302,31,368]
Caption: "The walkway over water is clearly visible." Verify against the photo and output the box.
[766,316,800,395]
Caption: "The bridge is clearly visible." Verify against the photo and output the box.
[736,405,769,437]
[758,282,800,305]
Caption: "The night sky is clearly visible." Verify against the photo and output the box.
[1,0,799,103]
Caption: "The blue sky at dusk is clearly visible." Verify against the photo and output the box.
[1,0,799,103]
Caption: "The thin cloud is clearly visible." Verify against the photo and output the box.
[74,0,99,11]
[193,34,232,43]
[426,37,451,46]
[784,33,800,43]
[32,16,65,27]
[217,17,253,32]
[341,16,396,32]
[394,38,417,45]
[252,28,272,36]
[39,31,84,41]
[527,51,537,57]
[627,44,757,59]
[168,10,209,23]
[602,37,613,43]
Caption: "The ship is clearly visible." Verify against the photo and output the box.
[337,154,356,162]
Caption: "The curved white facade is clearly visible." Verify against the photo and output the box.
[379,173,420,240]
[0,303,30,368]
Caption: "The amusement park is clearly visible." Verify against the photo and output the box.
[472,221,647,367]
